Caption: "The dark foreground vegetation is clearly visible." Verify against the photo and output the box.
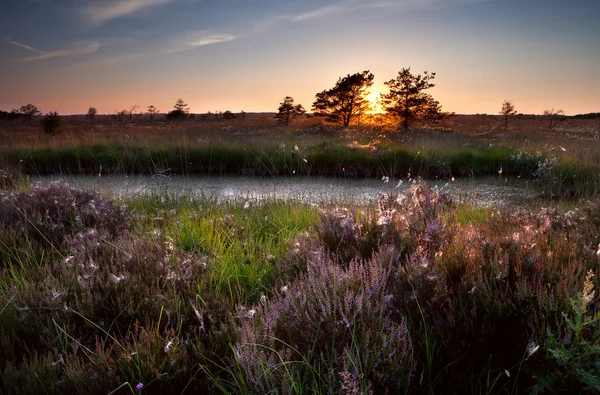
[1,181,600,394]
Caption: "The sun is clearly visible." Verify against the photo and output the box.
[366,92,381,112]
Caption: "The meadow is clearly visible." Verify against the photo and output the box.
[1,113,600,394]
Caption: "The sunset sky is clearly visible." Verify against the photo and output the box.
[1,0,598,115]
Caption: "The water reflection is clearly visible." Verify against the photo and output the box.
[32,175,541,208]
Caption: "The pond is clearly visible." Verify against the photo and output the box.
[32,174,543,209]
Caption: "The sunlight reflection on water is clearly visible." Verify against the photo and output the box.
[32,175,541,208]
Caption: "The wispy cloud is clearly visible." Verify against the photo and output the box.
[292,1,359,21]
[66,31,235,70]
[287,0,491,22]
[5,37,100,61]
[4,37,45,54]
[84,0,175,25]
[185,33,236,47]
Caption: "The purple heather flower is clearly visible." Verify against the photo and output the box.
[135,382,144,392]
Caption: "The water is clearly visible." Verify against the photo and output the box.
[31,175,542,208]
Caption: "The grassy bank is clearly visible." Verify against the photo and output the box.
[2,115,599,199]
[1,182,600,393]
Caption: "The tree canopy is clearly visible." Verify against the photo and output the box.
[382,68,443,131]
[19,104,41,118]
[312,70,374,127]
[500,100,517,130]
[275,96,306,125]
[167,98,189,119]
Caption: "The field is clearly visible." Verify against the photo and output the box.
[1,114,600,394]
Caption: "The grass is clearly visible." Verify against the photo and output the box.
[1,181,600,393]
[2,114,599,199]
[1,114,600,393]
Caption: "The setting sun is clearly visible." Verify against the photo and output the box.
[366,92,382,113]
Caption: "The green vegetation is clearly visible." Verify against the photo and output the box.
[1,113,600,393]
[1,181,600,393]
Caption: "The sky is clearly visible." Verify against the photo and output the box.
[0,0,598,115]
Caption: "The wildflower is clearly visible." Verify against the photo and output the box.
[246,309,256,319]
[260,294,267,306]
[244,201,250,209]
[135,382,144,393]
[396,179,403,188]
[280,285,288,295]
[526,340,539,359]
[63,255,74,265]
[498,167,503,175]
[50,355,64,366]
[164,339,176,353]
[50,289,61,300]
[111,274,125,283]
[581,270,595,308]
[381,175,390,184]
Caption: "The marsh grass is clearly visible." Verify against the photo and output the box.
[0,119,600,393]
[3,114,599,199]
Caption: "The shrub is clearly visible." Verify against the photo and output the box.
[41,111,62,135]
[235,253,414,393]
[0,183,129,258]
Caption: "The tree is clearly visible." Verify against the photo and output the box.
[19,104,41,118]
[275,96,306,125]
[312,70,374,127]
[381,68,443,131]
[167,98,189,119]
[128,104,139,119]
[41,111,62,135]
[86,107,97,120]
[500,100,517,130]
[223,110,236,120]
[543,108,565,130]
[147,105,159,120]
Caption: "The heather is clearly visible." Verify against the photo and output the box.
[1,181,600,393]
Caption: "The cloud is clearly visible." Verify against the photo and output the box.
[5,37,100,61]
[288,0,492,22]
[4,37,45,54]
[292,1,358,21]
[84,0,175,25]
[23,42,101,61]
[66,31,234,69]
[185,33,235,47]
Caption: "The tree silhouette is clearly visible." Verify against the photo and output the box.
[382,68,442,131]
[147,105,159,120]
[312,70,374,127]
[500,100,517,130]
[86,107,97,120]
[543,108,564,130]
[42,111,62,135]
[19,104,41,118]
[275,96,306,125]
[167,98,189,119]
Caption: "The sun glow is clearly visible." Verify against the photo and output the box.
[366,92,382,113]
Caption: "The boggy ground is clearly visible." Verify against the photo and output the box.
[1,181,600,394]
[2,114,600,199]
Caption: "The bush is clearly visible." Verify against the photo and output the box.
[0,183,130,265]
[235,253,414,393]
[166,109,188,120]
[41,111,62,135]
